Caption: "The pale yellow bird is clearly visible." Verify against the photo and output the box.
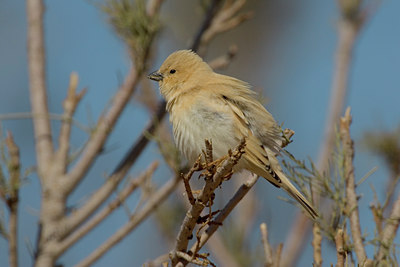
[148,50,318,219]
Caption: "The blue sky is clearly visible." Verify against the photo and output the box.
[0,0,399,266]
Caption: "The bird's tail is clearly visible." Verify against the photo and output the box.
[242,137,318,219]
[274,169,318,220]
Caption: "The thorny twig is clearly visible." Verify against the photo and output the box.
[170,139,246,266]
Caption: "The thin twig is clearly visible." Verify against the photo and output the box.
[260,223,274,267]
[56,162,159,255]
[64,68,139,194]
[57,72,86,174]
[335,229,345,267]
[188,173,258,255]
[274,243,283,267]
[340,107,367,263]
[75,175,180,267]
[182,160,202,206]
[27,0,53,173]
[204,231,240,267]
[318,5,364,174]
[200,0,253,51]
[171,140,246,265]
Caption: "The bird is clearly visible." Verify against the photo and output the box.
[148,50,318,219]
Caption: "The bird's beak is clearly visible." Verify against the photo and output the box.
[147,71,164,82]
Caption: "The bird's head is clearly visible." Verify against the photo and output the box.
[148,50,212,101]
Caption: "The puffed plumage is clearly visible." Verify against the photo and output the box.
[148,50,317,219]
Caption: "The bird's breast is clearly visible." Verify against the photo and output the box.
[170,103,240,165]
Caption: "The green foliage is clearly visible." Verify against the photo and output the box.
[101,0,160,71]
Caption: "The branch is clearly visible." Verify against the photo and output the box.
[312,224,322,267]
[56,162,158,255]
[56,73,86,174]
[27,0,53,173]
[376,192,400,261]
[64,68,139,194]
[188,173,258,255]
[340,107,367,263]
[282,0,371,264]
[200,0,253,51]
[171,140,246,265]
[335,229,345,267]
[208,44,238,70]
[6,132,20,267]
[260,223,274,267]
[75,175,180,267]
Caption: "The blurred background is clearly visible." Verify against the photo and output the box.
[0,0,399,266]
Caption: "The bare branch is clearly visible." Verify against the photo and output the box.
[282,0,372,263]
[281,216,312,267]
[200,0,253,50]
[6,132,20,267]
[260,223,274,267]
[318,18,362,172]
[64,68,139,194]
[274,243,283,267]
[171,140,247,265]
[189,173,258,255]
[75,175,180,267]
[340,107,367,263]
[57,72,86,174]
[27,0,53,173]
[204,232,240,267]
[376,193,400,261]
[335,229,345,267]
[208,45,238,70]
[312,224,322,267]
[56,162,159,255]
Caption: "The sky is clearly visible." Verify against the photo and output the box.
[0,0,399,266]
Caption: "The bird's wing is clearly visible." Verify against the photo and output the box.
[220,90,318,219]
[220,93,282,187]
[213,76,283,154]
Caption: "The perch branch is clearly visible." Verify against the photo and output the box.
[188,173,258,255]
[171,140,246,265]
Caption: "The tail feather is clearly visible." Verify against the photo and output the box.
[242,145,318,219]
[241,135,318,219]
[276,171,318,220]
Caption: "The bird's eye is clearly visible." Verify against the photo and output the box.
[170,69,176,74]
